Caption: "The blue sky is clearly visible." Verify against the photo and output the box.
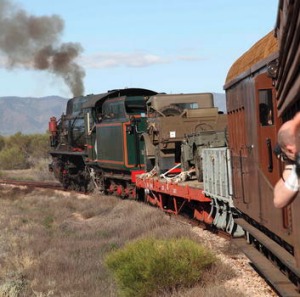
[0,0,279,97]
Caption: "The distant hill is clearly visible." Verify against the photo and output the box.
[0,96,68,136]
[0,93,226,136]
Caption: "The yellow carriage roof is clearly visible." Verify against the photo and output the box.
[225,31,278,85]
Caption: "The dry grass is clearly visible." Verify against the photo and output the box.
[0,158,56,181]
[0,185,243,297]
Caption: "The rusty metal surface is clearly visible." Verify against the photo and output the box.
[225,69,297,260]
[136,175,209,202]
[275,0,300,116]
[224,3,300,284]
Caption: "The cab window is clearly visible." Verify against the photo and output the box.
[259,89,273,126]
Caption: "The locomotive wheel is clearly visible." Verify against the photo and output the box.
[159,104,183,116]
[62,175,70,190]
[135,187,145,202]
[70,181,81,192]
[98,173,108,195]
[194,153,203,182]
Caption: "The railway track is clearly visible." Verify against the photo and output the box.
[170,212,299,296]
[232,237,299,297]
[232,219,300,297]
[0,179,63,191]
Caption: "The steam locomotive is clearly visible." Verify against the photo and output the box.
[48,88,157,193]
[48,1,300,295]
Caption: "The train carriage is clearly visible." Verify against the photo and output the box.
[223,32,282,239]
[224,12,300,293]
[275,0,300,118]
[274,0,300,277]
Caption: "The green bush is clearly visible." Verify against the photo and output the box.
[26,133,49,160]
[0,146,27,169]
[0,133,49,170]
[0,136,5,151]
[105,237,216,297]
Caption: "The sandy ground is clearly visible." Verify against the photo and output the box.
[192,227,278,297]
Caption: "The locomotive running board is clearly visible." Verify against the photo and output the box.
[49,151,86,156]
[233,218,300,297]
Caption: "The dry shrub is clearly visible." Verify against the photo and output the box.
[29,157,57,181]
[166,285,246,297]
[0,159,56,182]
[201,261,236,284]
[147,262,241,297]
[0,185,34,200]
[0,187,239,297]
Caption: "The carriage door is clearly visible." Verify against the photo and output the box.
[255,73,280,186]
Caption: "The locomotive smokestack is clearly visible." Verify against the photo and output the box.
[0,0,85,96]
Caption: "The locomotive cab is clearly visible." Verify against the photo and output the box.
[95,95,148,170]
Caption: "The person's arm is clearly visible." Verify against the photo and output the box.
[274,164,298,208]
[291,112,300,138]
[291,113,300,166]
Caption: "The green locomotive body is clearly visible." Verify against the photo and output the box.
[95,95,148,170]
[49,88,157,194]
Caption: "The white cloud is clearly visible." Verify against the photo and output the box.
[79,51,205,69]
[80,52,169,69]
[0,51,205,70]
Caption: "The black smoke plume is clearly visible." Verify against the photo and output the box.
[0,0,85,96]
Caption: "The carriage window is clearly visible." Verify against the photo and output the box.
[259,89,273,126]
